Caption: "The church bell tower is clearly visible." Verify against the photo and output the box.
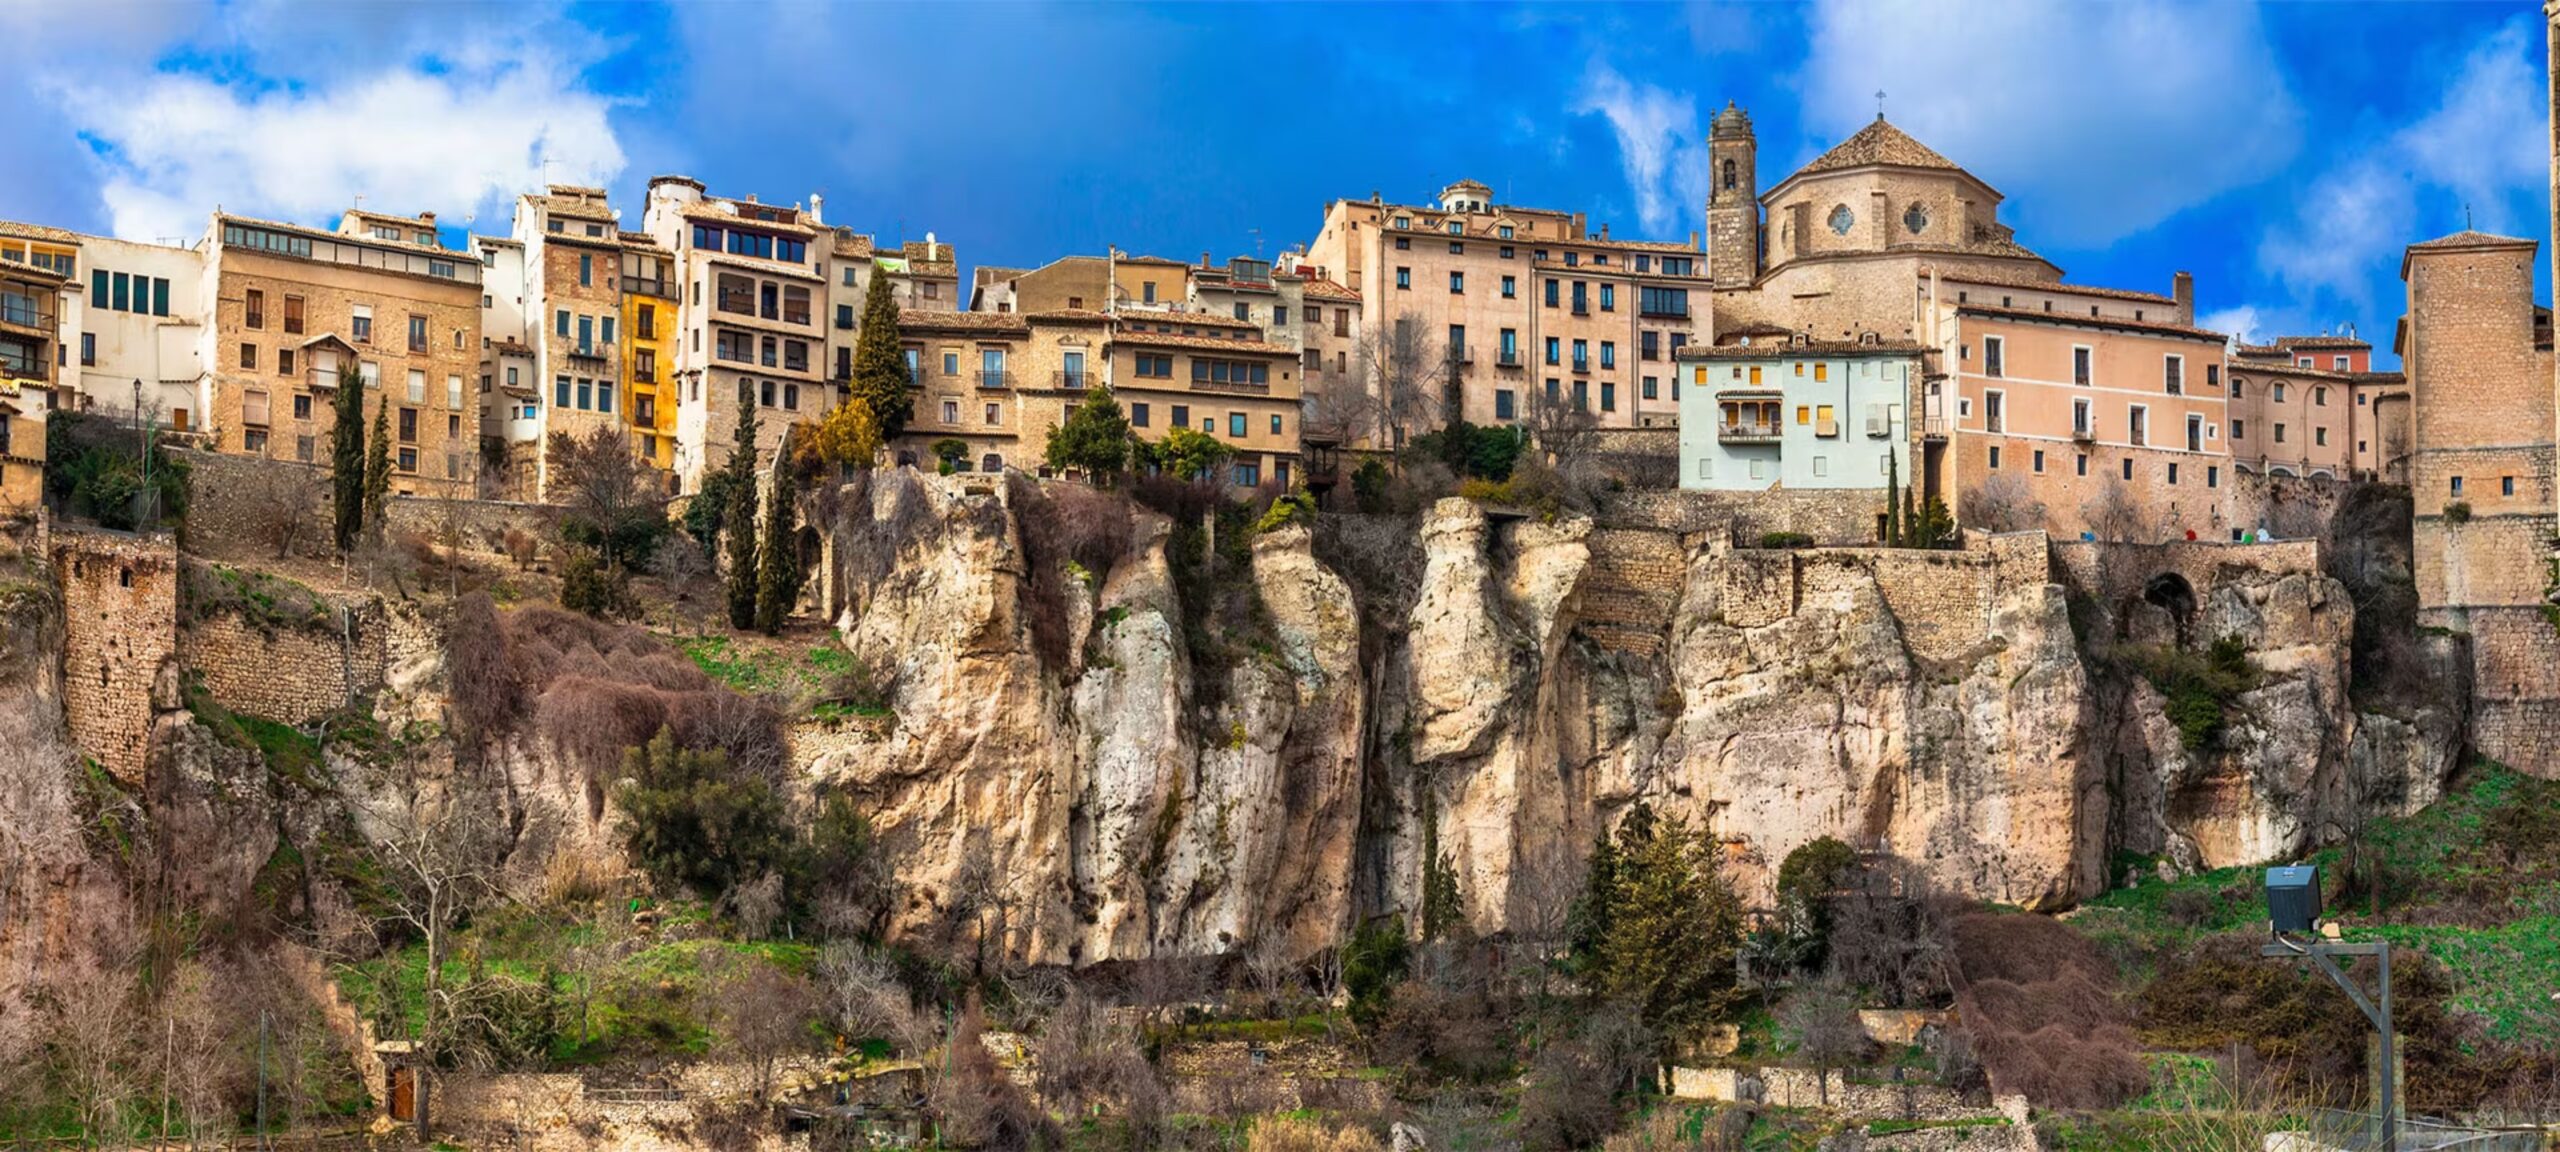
[1707,101,1759,290]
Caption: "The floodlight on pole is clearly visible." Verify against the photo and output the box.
[2262,864,2396,1151]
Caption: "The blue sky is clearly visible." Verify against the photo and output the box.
[2,1,2546,367]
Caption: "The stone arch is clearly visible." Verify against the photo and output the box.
[2142,571,2197,621]
[2268,465,2297,479]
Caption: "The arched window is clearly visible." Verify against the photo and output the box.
[1721,158,1737,191]
[981,453,1003,474]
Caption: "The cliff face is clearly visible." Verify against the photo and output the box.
[816,483,2467,957]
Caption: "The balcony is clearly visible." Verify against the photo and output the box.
[1051,371,1090,392]
[1449,347,1473,365]
[0,293,54,334]
[1190,376,1272,396]
[1571,359,1591,374]
[625,276,676,299]
[2072,424,2095,443]
[566,344,614,370]
[979,370,1012,390]
[1718,422,1782,443]
[1922,416,1948,442]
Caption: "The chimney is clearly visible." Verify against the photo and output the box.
[1202,250,1212,268]
[419,211,436,226]
[809,193,824,226]
[745,193,758,204]
[1600,222,1611,241]
[1691,231,1701,249]
[2172,271,2195,325]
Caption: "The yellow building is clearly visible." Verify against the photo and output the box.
[620,235,679,472]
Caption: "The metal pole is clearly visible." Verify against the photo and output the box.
[2377,943,2395,1152]
[257,1008,269,1150]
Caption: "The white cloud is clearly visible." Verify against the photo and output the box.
[2197,306,2264,347]
[1573,63,1713,236]
[54,47,624,243]
[1800,0,2301,249]
[2260,15,2547,308]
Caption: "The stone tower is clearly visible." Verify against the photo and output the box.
[1707,101,1759,290]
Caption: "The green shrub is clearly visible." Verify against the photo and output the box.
[2442,500,2472,525]
[1351,459,1390,514]
[2126,633,2262,749]
[931,438,969,475]
[1253,489,1315,533]
[1342,915,1411,1028]
[1758,531,1814,549]
[559,548,637,620]
[615,727,792,901]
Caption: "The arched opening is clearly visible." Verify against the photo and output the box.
[1722,158,1737,191]
[2269,466,2297,479]
[981,453,1003,474]
[2142,572,2197,620]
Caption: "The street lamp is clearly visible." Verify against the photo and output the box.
[2262,864,2395,1150]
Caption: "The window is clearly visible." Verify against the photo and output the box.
[2168,462,2180,485]
[2122,458,2134,480]
[1395,267,1411,290]
[279,348,295,376]
[397,406,418,443]
[1813,362,1828,382]
[2450,476,2464,496]
[1131,402,1150,428]
[1642,376,1657,400]
[397,447,417,473]
[1984,390,2004,433]
[2163,354,2183,395]
[783,286,811,325]
[447,375,464,410]
[1171,404,1189,428]
[2232,378,2246,399]
[1638,286,1689,317]
[2315,427,2328,447]
[1984,336,2004,377]
[579,253,592,286]
[1600,284,1616,311]
[296,435,314,462]
[1544,279,1559,307]
[1449,271,1464,294]
[239,342,258,369]
[1545,337,1560,366]
[2314,386,2328,406]
[1572,340,1588,370]
[242,388,271,426]
[1270,413,1284,435]
[243,428,268,452]
[1501,275,1516,298]
[1571,281,1588,313]
[2502,476,2516,496]
[2128,405,2148,446]
[1988,445,2001,469]
[282,295,304,334]
[2032,449,2045,473]
[1135,353,1173,378]
[2073,398,2092,436]
[2274,423,2287,444]
[1495,389,1515,420]
[406,369,426,404]
[2207,466,2219,488]
[243,287,262,328]
[352,306,372,343]
[1815,404,1835,433]
[943,400,960,423]
[2233,416,2249,440]
[2072,346,2092,385]
[1640,331,1659,361]
[408,314,428,352]
[80,333,95,366]
[986,403,1002,425]
[2274,382,2287,402]
[980,347,1006,386]
[1601,341,1616,369]
[556,376,571,408]
[1600,382,1616,412]
[2077,453,2089,477]
[1232,462,1260,487]
[2207,364,2221,391]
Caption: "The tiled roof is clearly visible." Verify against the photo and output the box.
[1296,277,1361,303]
[1957,303,2224,343]
[900,309,1025,335]
[0,220,85,244]
[1112,329,1294,356]
[1796,117,1964,177]
[619,230,667,251]
[1117,310,1259,332]
[1924,265,2170,304]
[1025,308,1111,325]
[1116,254,1190,267]
[1678,338,1927,360]
[2408,229,2534,251]
[2272,335,2369,351]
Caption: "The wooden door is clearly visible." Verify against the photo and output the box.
[389,1066,416,1122]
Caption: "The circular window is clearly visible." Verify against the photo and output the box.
[1828,204,1855,235]
[1904,203,1929,233]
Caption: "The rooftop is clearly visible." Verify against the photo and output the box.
[1295,277,1361,303]
[1112,328,1295,357]
[1925,264,2173,305]
[899,308,1025,335]
[1956,303,2224,344]
[1796,117,1964,178]
[1678,337,1927,360]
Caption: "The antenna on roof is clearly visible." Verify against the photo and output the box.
[1876,89,1887,120]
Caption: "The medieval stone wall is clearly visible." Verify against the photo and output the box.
[2464,606,2560,772]
[174,446,559,562]
[180,583,444,726]
[49,529,178,784]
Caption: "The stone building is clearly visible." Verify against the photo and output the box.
[1674,336,1921,503]
[202,209,482,497]
[2227,335,2377,482]
[2397,227,2558,771]
[1111,315,1304,488]
[1301,179,1712,441]
[642,176,836,491]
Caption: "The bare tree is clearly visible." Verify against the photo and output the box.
[1347,312,1446,451]
[2081,480,2155,543]
[1245,934,1301,1018]
[157,958,247,1149]
[1959,473,2047,535]
[362,792,506,1139]
[547,425,669,570]
[1521,386,1604,509]
[817,941,933,1055]
[236,463,332,560]
[709,954,817,1104]
[1776,975,1870,1105]
[42,962,146,1148]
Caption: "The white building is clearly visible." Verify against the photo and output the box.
[1,223,208,426]
[1675,335,1922,495]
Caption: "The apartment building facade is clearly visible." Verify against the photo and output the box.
[1303,180,1710,442]
[0,225,209,425]
[204,209,481,497]
[0,255,65,511]
[643,176,835,492]
[621,235,680,473]
[1922,274,2233,541]
[1112,318,1303,488]
[1675,338,1920,496]
[473,235,540,493]
[2226,340,2359,481]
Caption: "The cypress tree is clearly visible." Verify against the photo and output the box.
[850,271,911,441]
[724,403,762,631]
[754,427,800,634]
[1884,451,1902,547]
[330,364,366,550]
[362,403,392,535]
